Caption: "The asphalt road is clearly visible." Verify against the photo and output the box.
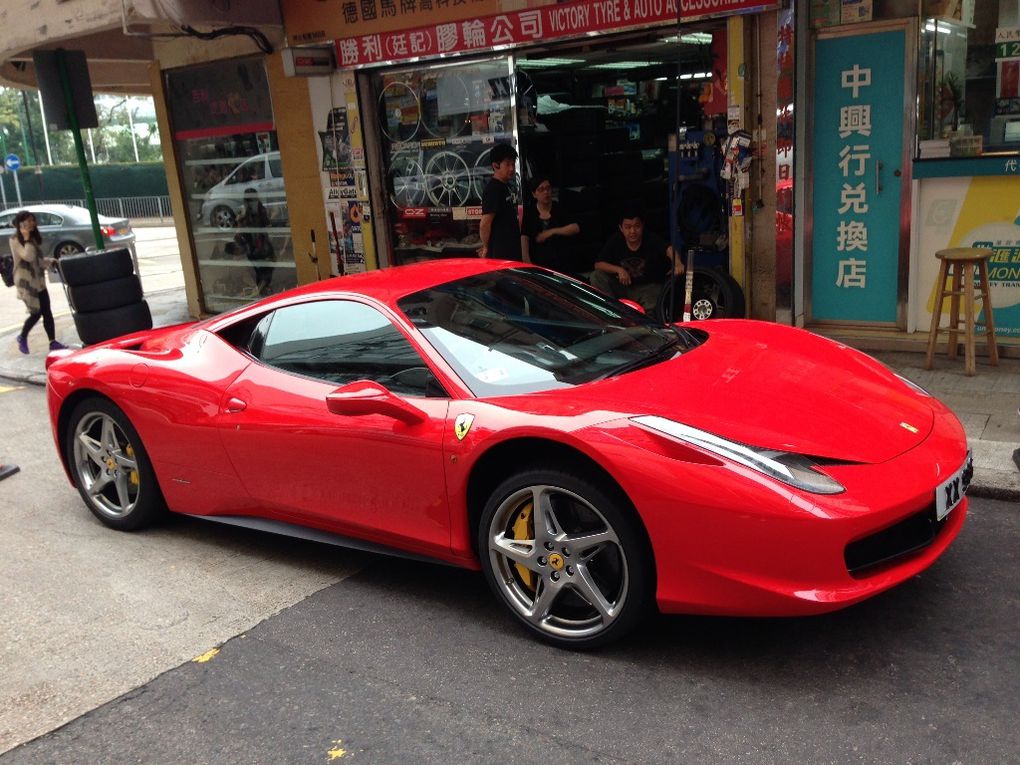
[0,384,1018,763]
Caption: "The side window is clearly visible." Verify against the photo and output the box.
[35,213,61,226]
[256,300,446,397]
[0,214,13,228]
[268,157,282,178]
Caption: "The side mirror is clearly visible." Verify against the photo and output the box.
[619,298,646,314]
[325,380,426,425]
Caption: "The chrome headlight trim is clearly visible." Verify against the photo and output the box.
[631,415,845,495]
[895,373,932,398]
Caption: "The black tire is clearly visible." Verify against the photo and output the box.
[65,396,167,530]
[478,468,653,649]
[73,300,152,345]
[53,240,85,259]
[657,267,746,322]
[59,248,134,287]
[68,274,143,313]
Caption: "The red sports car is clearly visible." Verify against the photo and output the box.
[46,260,971,648]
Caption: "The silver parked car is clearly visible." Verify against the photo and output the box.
[198,151,287,230]
[0,204,137,259]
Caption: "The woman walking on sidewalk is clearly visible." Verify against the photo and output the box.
[10,210,65,354]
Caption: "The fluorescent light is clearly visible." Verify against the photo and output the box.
[660,33,712,44]
[589,60,662,70]
[518,58,585,67]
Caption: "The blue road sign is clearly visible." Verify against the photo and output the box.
[5,154,20,172]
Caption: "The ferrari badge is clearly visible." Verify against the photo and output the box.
[899,421,919,434]
[454,413,475,441]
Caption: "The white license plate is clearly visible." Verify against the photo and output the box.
[936,451,973,521]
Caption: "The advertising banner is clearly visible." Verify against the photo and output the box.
[915,172,1020,336]
[331,0,778,67]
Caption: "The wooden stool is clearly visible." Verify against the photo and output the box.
[924,247,999,376]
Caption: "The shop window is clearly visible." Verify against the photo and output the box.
[165,57,295,314]
[918,0,1020,156]
[373,59,517,266]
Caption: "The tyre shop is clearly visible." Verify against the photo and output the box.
[284,0,790,322]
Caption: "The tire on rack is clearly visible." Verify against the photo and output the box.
[72,300,153,346]
[656,267,746,323]
[68,274,143,313]
[65,395,167,531]
[478,467,653,649]
[210,204,237,230]
[58,248,134,288]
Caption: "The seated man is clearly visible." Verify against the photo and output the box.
[591,205,683,312]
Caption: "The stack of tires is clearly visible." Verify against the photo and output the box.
[58,248,152,345]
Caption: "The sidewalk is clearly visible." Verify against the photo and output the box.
[1,285,1017,500]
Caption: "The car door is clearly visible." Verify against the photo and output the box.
[216,297,453,555]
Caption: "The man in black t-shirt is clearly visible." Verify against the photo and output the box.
[591,205,683,312]
[478,143,522,261]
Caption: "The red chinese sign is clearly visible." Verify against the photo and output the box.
[334,0,778,67]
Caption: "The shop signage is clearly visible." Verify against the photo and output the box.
[810,29,906,323]
[995,27,1020,60]
[166,58,274,139]
[291,0,771,46]
[334,0,778,67]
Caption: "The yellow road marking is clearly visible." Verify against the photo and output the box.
[0,385,23,394]
[192,647,220,663]
[326,739,348,760]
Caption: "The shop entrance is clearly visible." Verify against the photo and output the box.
[368,25,744,319]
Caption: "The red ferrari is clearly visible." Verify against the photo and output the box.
[46,260,971,648]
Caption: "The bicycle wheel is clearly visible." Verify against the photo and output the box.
[425,150,472,207]
[389,153,426,207]
[420,74,471,139]
[379,80,421,143]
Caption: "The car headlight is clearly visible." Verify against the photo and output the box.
[631,415,845,495]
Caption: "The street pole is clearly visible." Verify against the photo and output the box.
[12,169,21,206]
[126,99,139,162]
[55,48,103,249]
[0,169,7,209]
[37,91,54,165]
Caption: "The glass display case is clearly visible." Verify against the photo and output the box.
[166,57,296,314]
[918,0,1020,155]
[373,59,518,265]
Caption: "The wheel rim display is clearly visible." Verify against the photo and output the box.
[390,154,426,208]
[72,412,140,519]
[425,151,471,207]
[487,484,629,640]
[420,75,470,139]
[379,80,421,143]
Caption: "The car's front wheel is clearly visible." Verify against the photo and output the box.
[65,397,166,530]
[479,468,652,649]
[210,205,236,230]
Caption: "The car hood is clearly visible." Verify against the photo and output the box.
[547,321,934,464]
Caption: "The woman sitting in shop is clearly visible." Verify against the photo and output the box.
[520,174,581,275]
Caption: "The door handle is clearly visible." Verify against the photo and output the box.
[875,160,883,194]
[225,397,247,413]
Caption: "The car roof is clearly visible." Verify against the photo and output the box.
[0,204,121,223]
[206,259,530,330]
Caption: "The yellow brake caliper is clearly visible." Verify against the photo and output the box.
[127,445,139,487]
[512,501,536,592]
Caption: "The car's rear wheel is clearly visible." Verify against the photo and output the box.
[66,397,166,530]
[479,469,652,649]
[210,205,236,230]
[54,241,85,258]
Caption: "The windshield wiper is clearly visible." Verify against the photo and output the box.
[592,337,680,381]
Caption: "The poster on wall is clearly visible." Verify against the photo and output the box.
[915,172,1020,336]
[309,74,374,274]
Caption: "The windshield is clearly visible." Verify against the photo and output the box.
[397,268,705,396]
